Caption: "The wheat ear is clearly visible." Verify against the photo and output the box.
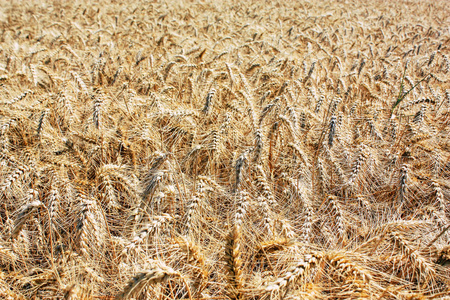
[265,253,320,293]
[11,190,42,239]
[116,261,183,300]
[225,225,244,300]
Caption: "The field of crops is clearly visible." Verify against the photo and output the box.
[0,0,449,299]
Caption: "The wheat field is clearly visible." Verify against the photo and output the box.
[0,0,449,299]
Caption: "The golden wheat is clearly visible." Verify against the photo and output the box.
[0,0,448,298]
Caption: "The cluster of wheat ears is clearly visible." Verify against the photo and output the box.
[0,0,449,299]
